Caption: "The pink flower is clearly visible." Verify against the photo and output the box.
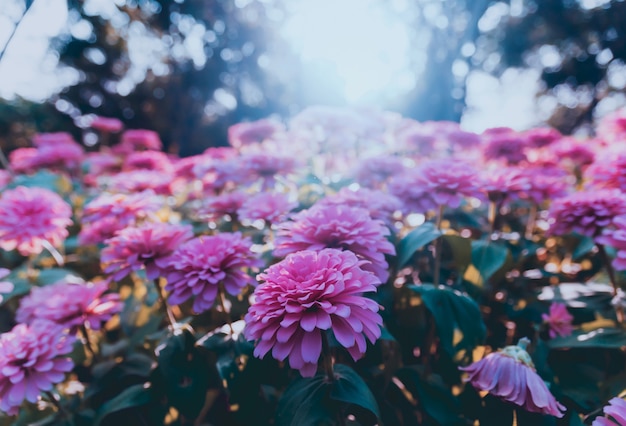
[596,215,626,270]
[597,108,626,143]
[173,154,213,180]
[482,128,530,165]
[101,222,193,280]
[89,116,124,133]
[198,191,247,221]
[79,217,125,246]
[0,171,11,191]
[240,153,297,190]
[586,153,626,191]
[592,398,626,426]
[0,320,75,416]
[31,138,84,171]
[107,170,176,195]
[159,233,262,313]
[237,192,297,224]
[9,148,38,174]
[244,249,382,377]
[274,204,395,282]
[317,187,402,224]
[85,152,122,175]
[542,303,574,338]
[117,129,162,152]
[522,127,562,148]
[228,119,284,149]
[32,132,75,147]
[354,156,406,189]
[16,281,122,331]
[550,138,595,171]
[0,268,14,305]
[82,190,162,226]
[123,151,173,173]
[548,189,626,237]
[481,167,531,204]
[518,167,570,205]
[460,338,565,417]
[0,187,73,256]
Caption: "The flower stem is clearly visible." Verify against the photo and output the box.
[488,201,497,234]
[525,204,538,240]
[321,332,335,383]
[217,283,235,336]
[43,390,69,416]
[153,278,177,328]
[433,205,445,286]
[80,324,97,361]
[597,243,625,324]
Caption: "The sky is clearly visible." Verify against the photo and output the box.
[0,0,545,133]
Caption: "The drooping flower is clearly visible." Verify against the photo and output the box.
[354,156,407,189]
[237,192,297,224]
[228,119,284,149]
[0,320,75,416]
[0,268,14,305]
[542,303,574,338]
[101,222,193,280]
[274,204,395,282]
[159,233,262,313]
[245,249,382,377]
[0,186,73,256]
[16,280,122,331]
[548,189,626,238]
[460,338,566,417]
[592,397,626,426]
[317,187,402,224]
[596,214,626,270]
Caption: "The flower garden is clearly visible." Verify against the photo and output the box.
[1,106,626,425]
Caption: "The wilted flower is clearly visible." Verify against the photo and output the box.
[596,215,626,270]
[101,222,193,280]
[548,189,626,237]
[0,268,14,304]
[0,320,75,416]
[245,249,382,377]
[460,338,565,417]
[228,119,284,149]
[354,156,406,189]
[16,281,122,331]
[592,397,626,426]
[89,116,124,133]
[317,187,402,224]
[542,303,574,338]
[274,204,395,282]
[0,186,72,256]
[237,192,297,224]
[159,233,262,313]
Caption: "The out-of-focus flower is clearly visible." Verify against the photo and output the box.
[522,127,562,148]
[596,215,626,270]
[85,152,122,176]
[159,233,262,313]
[101,222,193,280]
[228,119,284,149]
[0,171,11,190]
[550,138,596,172]
[240,153,297,190]
[16,281,122,331]
[274,204,395,282]
[586,153,626,191]
[548,189,626,237]
[173,154,212,180]
[592,397,626,426]
[0,268,14,304]
[123,151,174,173]
[482,128,530,165]
[597,108,626,143]
[460,338,565,417]
[32,132,75,147]
[0,186,72,256]
[237,192,297,224]
[0,320,75,416]
[198,191,247,221]
[481,167,531,204]
[79,217,125,246]
[245,249,382,377]
[518,167,570,205]
[117,129,162,152]
[317,187,402,224]
[542,303,574,338]
[354,156,406,189]
[107,170,176,195]
[9,148,38,174]
[89,116,124,133]
[31,138,84,171]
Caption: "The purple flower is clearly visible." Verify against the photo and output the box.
[354,156,406,189]
[481,167,531,204]
[118,129,162,152]
[317,187,402,224]
[16,280,122,331]
[0,187,73,256]
[274,204,395,282]
[198,191,247,221]
[228,119,284,149]
[123,151,174,173]
[585,153,626,191]
[245,249,382,377]
[548,189,626,238]
[159,233,262,313]
[460,338,565,417]
[101,222,193,280]
[522,127,562,148]
[592,398,626,426]
[596,215,626,270]
[481,128,530,165]
[0,320,75,415]
[542,303,574,338]
[237,192,297,224]
[240,153,297,189]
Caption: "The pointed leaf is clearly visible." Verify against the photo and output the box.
[548,328,626,349]
[397,223,441,267]
[330,364,380,422]
[471,240,509,284]
[93,384,151,426]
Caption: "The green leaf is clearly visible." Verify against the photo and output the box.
[36,268,82,286]
[471,240,509,284]
[330,364,380,422]
[277,374,333,426]
[0,267,31,306]
[548,328,626,349]
[397,223,441,267]
[573,235,596,260]
[7,170,70,194]
[409,284,486,356]
[93,384,151,426]
[442,234,472,272]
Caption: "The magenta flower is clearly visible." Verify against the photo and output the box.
[85,152,122,176]
[107,170,176,195]
[518,167,570,205]
[101,222,193,280]
[274,204,395,282]
[31,138,84,171]
[586,153,626,191]
[228,119,284,149]
[542,303,574,338]
[118,129,162,152]
[522,127,562,148]
[354,156,406,189]
[79,217,125,246]
[482,128,530,165]
[245,249,382,377]
[240,153,297,189]
[9,148,38,174]
[159,233,262,313]
[550,138,595,171]
[82,190,162,226]
[237,192,297,224]
[481,167,531,204]
[0,186,72,256]
[0,268,14,305]
[123,151,174,173]
[592,398,626,426]
[460,338,566,417]
[597,108,626,143]
[198,191,247,221]
[317,187,402,224]
[89,116,124,133]
[596,215,626,270]
[16,280,122,331]
[548,189,626,238]
[0,320,75,416]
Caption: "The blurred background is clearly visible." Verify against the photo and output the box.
[0,0,624,155]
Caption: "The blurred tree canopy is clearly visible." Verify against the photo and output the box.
[1,0,626,154]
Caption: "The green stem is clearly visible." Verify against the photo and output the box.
[525,204,538,240]
[433,205,445,286]
[80,324,98,361]
[153,278,177,328]
[43,390,69,416]
[217,283,235,335]
[597,243,624,324]
[321,332,335,383]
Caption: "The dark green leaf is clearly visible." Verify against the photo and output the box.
[442,234,472,272]
[330,364,380,421]
[277,374,333,426]
[573,235,596,260]
[36,268,82,286]
[409,284,486,356]
[471,240,509,284]
[7,170,69,194]
[479,394,514,426]
[397,223,441,267]
[93,384,151,426]
[0,267,31,306]
[548,328,626,349]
